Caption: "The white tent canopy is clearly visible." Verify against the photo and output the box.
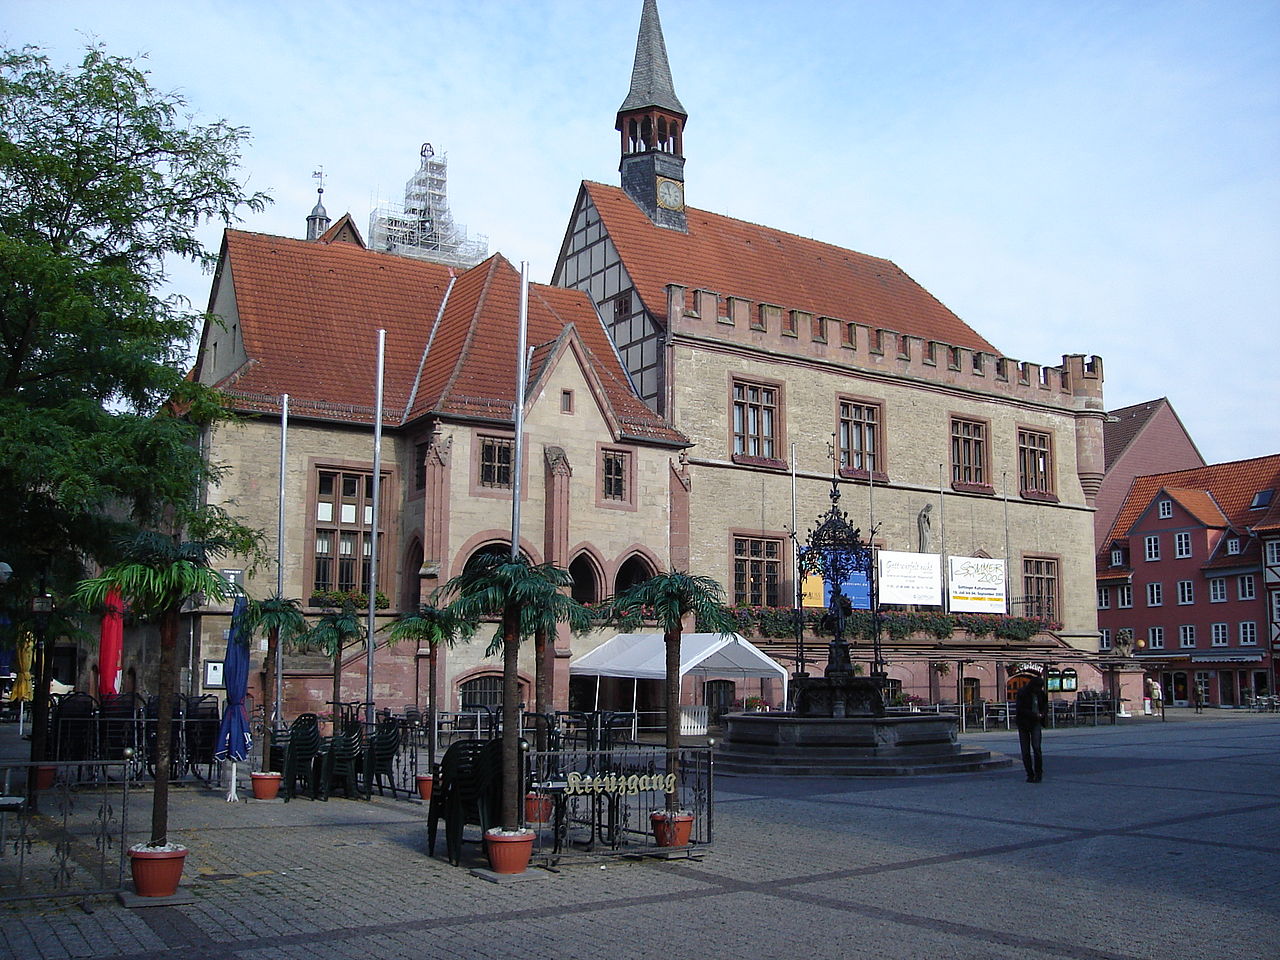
[570,632,788,704]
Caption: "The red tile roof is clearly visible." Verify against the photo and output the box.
[583,182,1000,354]
[1162,487,1227,528]
[206,229,685,445]
[1100,454,1280,552]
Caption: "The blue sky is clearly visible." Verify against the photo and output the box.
[7,0,1278,464]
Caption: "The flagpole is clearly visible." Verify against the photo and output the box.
[511,263,530,558]
[366,332,386,728]
[275,393,288,727]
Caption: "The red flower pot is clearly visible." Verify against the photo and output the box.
[484,829,534,874]
[651,812,694,847]
[128,845,188,897]
[415,775,434,802]
[524,792,552,823]
[34,765,56,791]
[250,772,282,800]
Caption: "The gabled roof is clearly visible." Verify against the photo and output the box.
[1100,454,1280,553]
[406,255,687,445]
[1103,397,1202,469]
[318,213,365,247]
[1161,487,1228,528]
[581,182,999,354]
[206,229,685,446]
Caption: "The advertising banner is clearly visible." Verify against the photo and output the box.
[800,570,871,610]
[948,556,1007,613]
[878,551,942,606]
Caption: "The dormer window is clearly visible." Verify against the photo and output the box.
[1110,548,1123,567]
[1158,499,1172,519]
[1250,489,1274,510]
[1226,537,1241,555]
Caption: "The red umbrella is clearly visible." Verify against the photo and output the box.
[98,587,124,699]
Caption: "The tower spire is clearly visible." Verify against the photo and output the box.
[306,167,330,241]
[616,0,688,232]
[618,0,686,117]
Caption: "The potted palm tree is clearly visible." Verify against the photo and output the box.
[240,593,308,798]
[443,553,591,873]
[308,598,363,733]
[383,600,473,800]
[612,570,736,846]
[73,511,263,896]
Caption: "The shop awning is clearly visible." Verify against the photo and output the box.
[570,632,788,700]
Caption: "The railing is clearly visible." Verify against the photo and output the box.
[0,761,132,902]
[524,744,713,865]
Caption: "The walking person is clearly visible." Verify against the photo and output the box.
[1015,675,1048,783]
[1149,678,1164,718]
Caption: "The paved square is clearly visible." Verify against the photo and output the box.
[2,711,1277,960]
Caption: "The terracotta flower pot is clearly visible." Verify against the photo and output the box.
[524,792,552,823]
[34,765,56,791]
[128,845,188,897]
[651,812,694,847]
[484,829,535,874]
[415,774,434,802]
[250,772,282,800]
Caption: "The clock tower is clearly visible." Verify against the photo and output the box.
[616,0,687,232]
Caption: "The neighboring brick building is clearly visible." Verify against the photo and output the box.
[1096,398,1204,551]
[1097,455,1280,706]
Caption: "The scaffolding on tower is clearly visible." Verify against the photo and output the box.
[368,142,489,269]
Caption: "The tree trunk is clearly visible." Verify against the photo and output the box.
[331,646,342,730]
[534,625,550,752]
[501,604,521,832]
[152,604,181,845]
[263,625,279,771]
[664,627,681,811]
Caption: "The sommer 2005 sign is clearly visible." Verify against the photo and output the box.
[877,551,942,606]
[948,556,1007,613]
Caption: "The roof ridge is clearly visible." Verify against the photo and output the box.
[402,269,458,420]
[436,256,504,415]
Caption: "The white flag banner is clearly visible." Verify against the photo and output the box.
[948,556,1007,613]
[877,551,942,606]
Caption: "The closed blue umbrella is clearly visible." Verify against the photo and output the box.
[215,596,252,800]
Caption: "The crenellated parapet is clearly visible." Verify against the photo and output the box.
[665,283,1103,410]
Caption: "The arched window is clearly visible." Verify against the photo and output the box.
[614,554,655,596]
[463,542,520,571]
[403,539,423,612]
[459,674,503,711]
[569,554,600,604]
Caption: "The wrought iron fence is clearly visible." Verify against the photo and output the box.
[523,744,713,865]
[0,761,132,902]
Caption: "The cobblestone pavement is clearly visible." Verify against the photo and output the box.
[3,709,1278,960]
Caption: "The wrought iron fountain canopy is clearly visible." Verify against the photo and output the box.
[794,480,886,717]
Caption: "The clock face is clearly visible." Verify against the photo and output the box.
[656,178,684,211]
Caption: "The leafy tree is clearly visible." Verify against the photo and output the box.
[612,571,737,810]
[239,593,309,771]
[443,554,591,833]
[73,512,264,847]
[308,599,363,725]
[383,602,473,763]
[0,43,269,602]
